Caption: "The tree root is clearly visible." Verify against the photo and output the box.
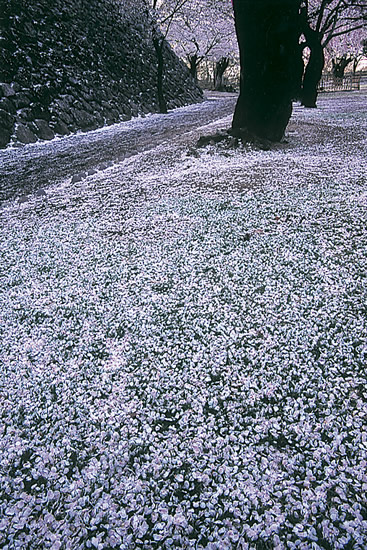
[196,129,274,151]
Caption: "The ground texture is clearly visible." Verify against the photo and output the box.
[0,92,367,549]
[0,94,236,203]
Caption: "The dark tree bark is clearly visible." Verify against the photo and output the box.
[353,55,361,74]
[153,33,168,114]
[232,0,303,142]
[187,54,200,80]
[214,57,230,91]
[299,0,366,107]
[301,26,324,108]
[332,55,353,79]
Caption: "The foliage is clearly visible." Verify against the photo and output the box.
[305,0,366,46]
[326,27,367,73]
[152,0,238,79]
[304,0,367,64]
[298,0,366,105]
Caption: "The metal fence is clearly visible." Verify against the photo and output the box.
[318,74,361,93]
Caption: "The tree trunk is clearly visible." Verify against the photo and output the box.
[153,35,167,114]
[301,27,324,108]
[353,56,360,74]
[232,0,302,142]
[332,55,352,79]
[214,57,230,91]
[187,54,199,80]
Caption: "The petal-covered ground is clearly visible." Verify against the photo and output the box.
[0,92,367,549]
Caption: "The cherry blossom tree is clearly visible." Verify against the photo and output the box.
[116,0,174,113]
[300,0,367,107]
[353,37,367,71]
[326,27,367,76]
[150,0,193,113]
[157,0,237,84]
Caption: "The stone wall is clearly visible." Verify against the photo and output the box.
[0,0,203,148]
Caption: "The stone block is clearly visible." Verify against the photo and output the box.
[0,108,14,130]
[33,119,55,140]
[29,104,51,121]
[0,127,11,148]
[52,119,71,135]
[57,109,74,125]
[0,97,16,114]
[17,108,34,122]
[15,123,38,144]
[0,83,16,98]
[72,109,98,130]
[14,92,32,109]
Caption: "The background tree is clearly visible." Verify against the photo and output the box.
[160,0,237,83]
[213,57,231,90]
[150,0,192,113]
[231,0,303,142]
[301,0,367,107]
[331,53,353,77]
[325,27,367,76]
[352,37,367,71]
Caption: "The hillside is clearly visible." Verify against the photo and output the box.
[0,0,203,148]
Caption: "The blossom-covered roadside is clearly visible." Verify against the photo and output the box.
[0,92,366,549]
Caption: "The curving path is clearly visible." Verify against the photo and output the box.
[0,94,237,204]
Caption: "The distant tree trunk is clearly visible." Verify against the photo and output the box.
[332,55,353,79]
[153,33,167,114]
[301,27,324,108]
[232,0,303,142]
[214,57,230,91]
[187,54,200,80]
[352,53,364,74]
[353,56,361,74]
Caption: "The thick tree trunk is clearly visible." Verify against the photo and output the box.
[232,0,302,142]
[214,57,230,91]
[301,28,324,108]
[153,35,167,114]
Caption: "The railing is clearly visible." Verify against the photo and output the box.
[318,74,361,93]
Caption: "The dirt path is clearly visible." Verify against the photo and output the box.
[0,94,237,204]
